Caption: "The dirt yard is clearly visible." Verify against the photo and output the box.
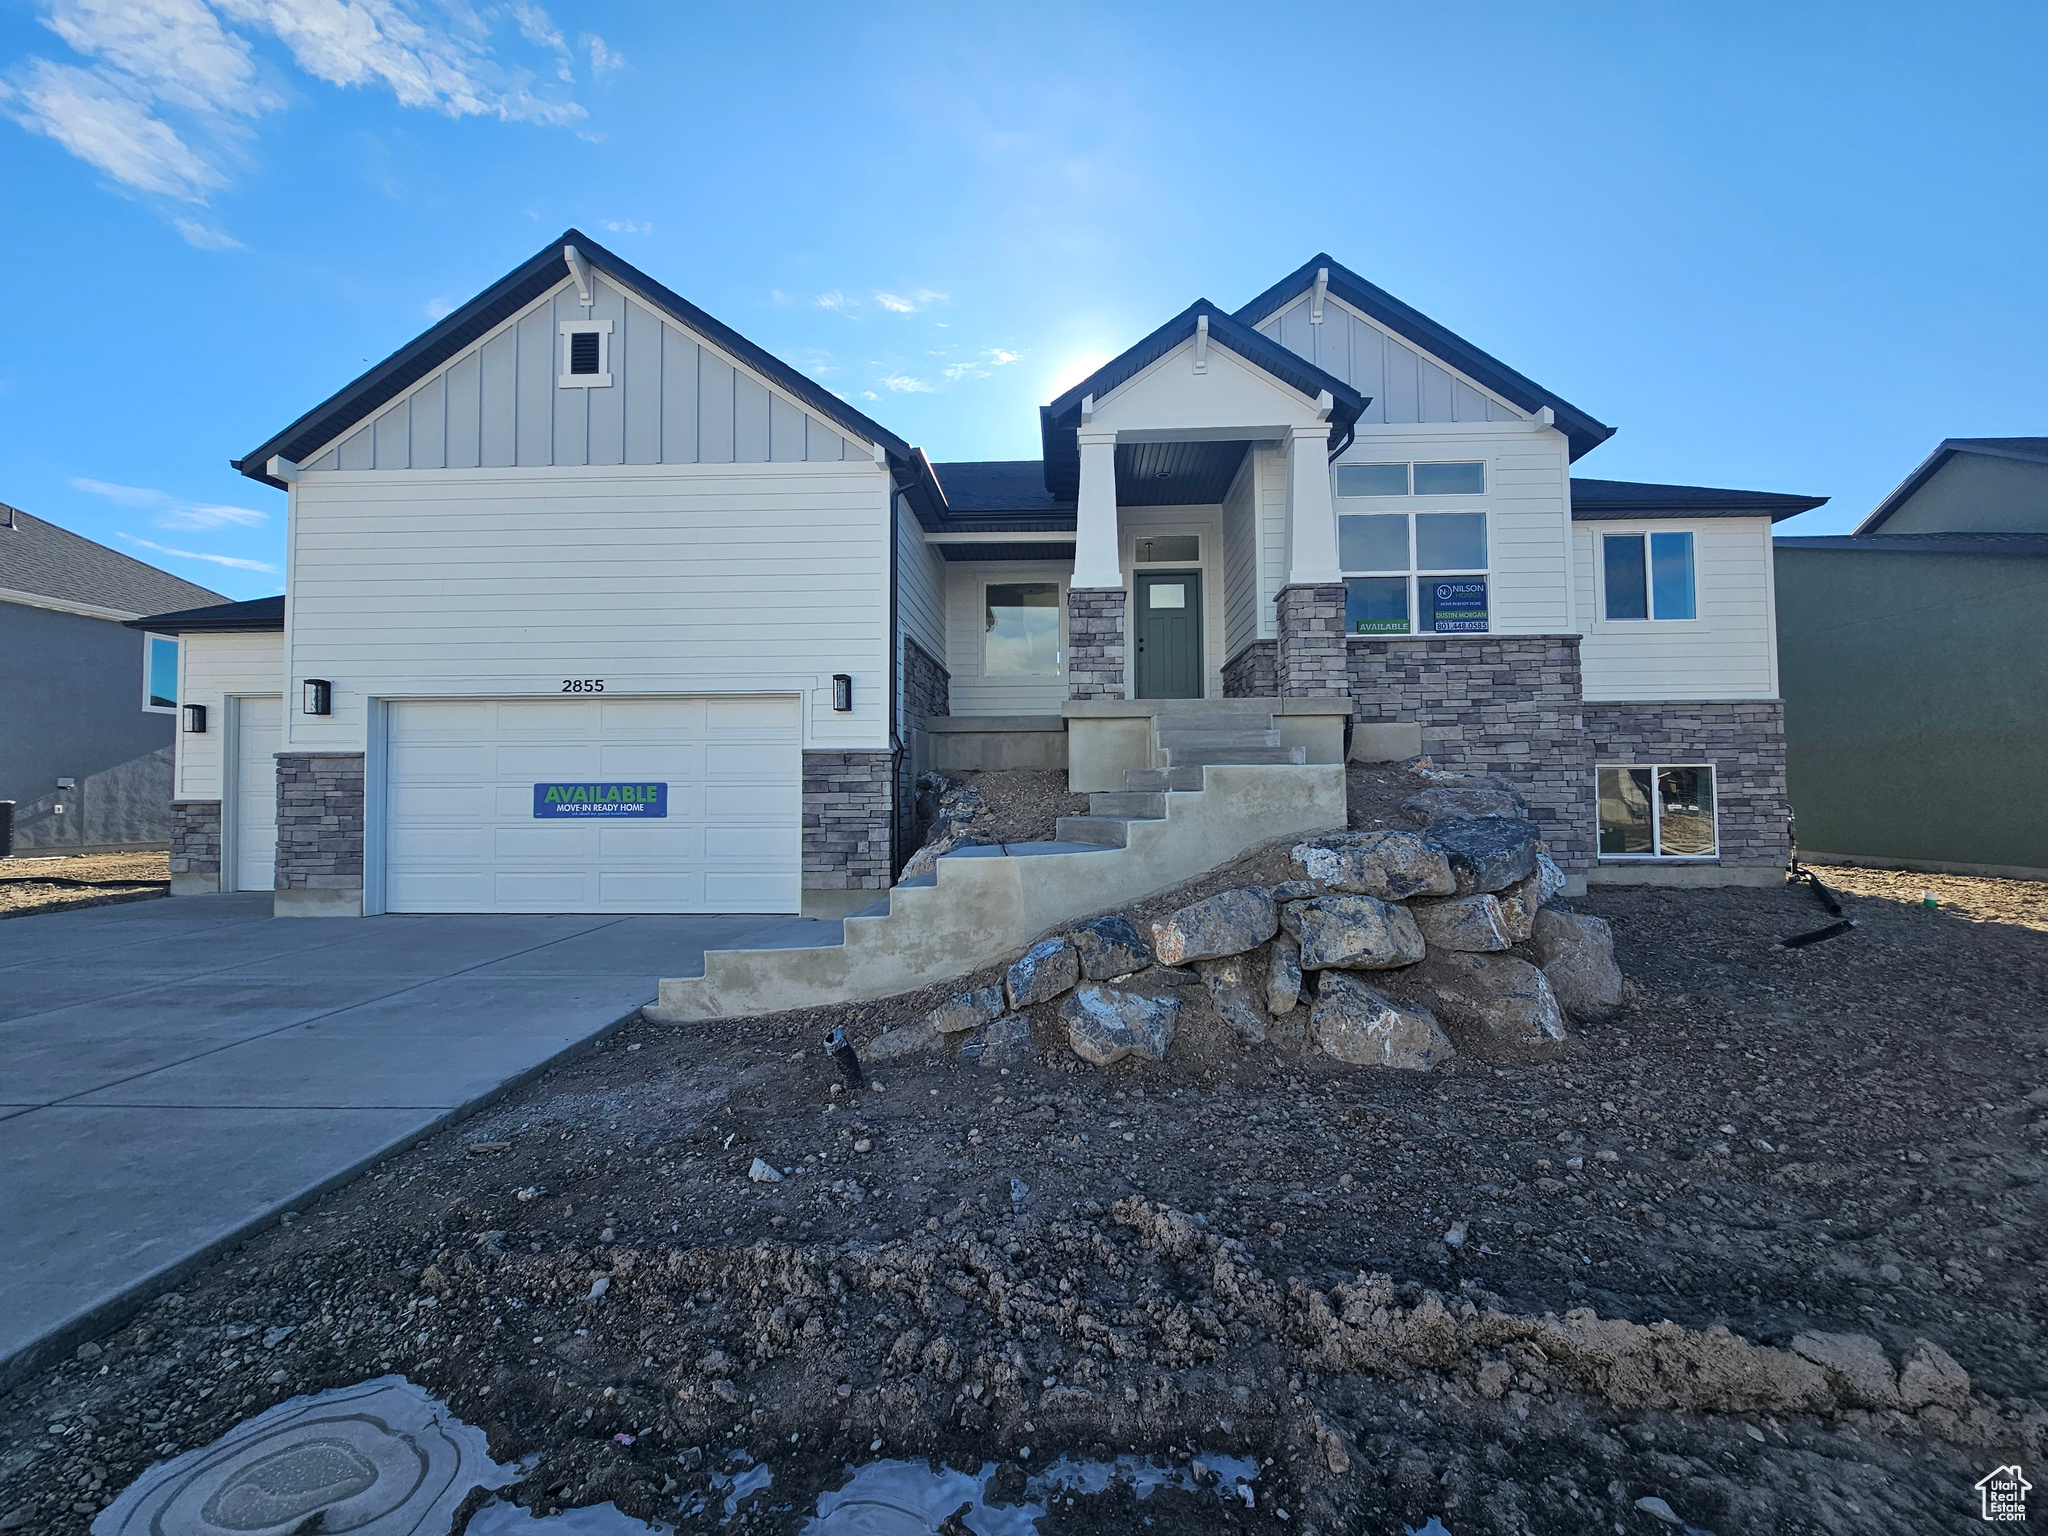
[3,828,2043,1533]
[0,850,168,919]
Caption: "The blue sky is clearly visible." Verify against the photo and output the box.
[2,1,2043,600]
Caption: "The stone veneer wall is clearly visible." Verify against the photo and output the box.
[904,636,950,722]
[275,753,365,893]
[1348,636,1594,870]
[170,800,222,885]
[1276,584,1349,697]
[1221,641,1278,699]
[1066,588,1127,700]
[804,750,894,892]
[1583,701,1790,868]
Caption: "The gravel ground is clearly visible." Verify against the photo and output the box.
[951,771,1093,845]
[0,850,169,919]
[4,839,2044,1534]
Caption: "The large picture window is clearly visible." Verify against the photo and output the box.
[1602,531,1696,620]
[144,633,178,713]
[984,582,1061,676]
[1339,511,1488,634]
[1597,764,1717,857]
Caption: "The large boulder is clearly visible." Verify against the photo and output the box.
[1006,937,1079,1010]
[1266,933,1303,1015]
[1404,951,1567,1055]
[1150,888,1278,966]
[863,1018,941,1062]
[1195,956,1266,1042]
[1790,1332,1902,1409]
[1401,786,1527,825]
[1530,909,1623,1021]
[1291,831,1456,901]
[1068,914,1152,980]
[1310,973,1455,1071]
[1280,895,1427,971]
[1061,984,1179,1066]
[1897,1340,1971,1412]
[1421,817,1542,895]
[966,1013,1037,1069]
[924,983,1006,1035]
[1410,894,1513,952]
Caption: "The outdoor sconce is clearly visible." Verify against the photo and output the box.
[302,679,332,716]
[182,703,207,734]
[832,674,853,712]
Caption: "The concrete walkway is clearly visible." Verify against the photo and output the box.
[0,893,835,1390]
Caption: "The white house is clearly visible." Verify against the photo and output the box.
[136,235,1824,917]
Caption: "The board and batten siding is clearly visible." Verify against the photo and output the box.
[305,274,860,474]
[944,559,1071,716]
[280,461,893,754]
[895,498,947,672]
[1221,451,1259,659]
[1573,516,1779,700]
[175,630,284,800]
[1255,290,1527,428]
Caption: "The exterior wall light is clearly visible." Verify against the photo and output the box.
[832,674,853,712]
[183,703,207,734]
[302,679,332,716]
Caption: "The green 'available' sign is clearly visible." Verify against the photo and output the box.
[532,783,668,818]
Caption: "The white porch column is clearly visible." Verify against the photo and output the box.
[1284,423,1342,585]
[1071,429,1122,589]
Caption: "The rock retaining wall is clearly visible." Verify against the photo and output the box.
[1276,584,1349,697]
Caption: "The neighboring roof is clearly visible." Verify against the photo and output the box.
[1774,531,2048,558]
[1235,255,1616,462]
[0,502,226,619]
[123,594,285,632]
[233,230,913,492]
[1038,300,1368,501]
[1856,437,2048,534]
[1570,478,1828,522]
[928,460,1067,519]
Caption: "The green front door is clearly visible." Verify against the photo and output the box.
[1134,570,1203,700]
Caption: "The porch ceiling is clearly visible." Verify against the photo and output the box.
[1115,439,1250,506]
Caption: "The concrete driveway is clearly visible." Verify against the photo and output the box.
[0,892,835,1389]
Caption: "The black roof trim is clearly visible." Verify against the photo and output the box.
[233,230,911,491]
[1570,477,1827,523]
[1234,254,1616,462]
[1775,531,2048,558]
[1855,437,2048,535]
[1037,300,1367,501]
[123,594,285,633]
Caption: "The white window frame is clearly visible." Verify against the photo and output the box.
[1597,526,1700,624]
[559,319,614,388]
[981,577,1065,679]
[1596,761,1719,860]
[1333,460,1487,499]
[1337,509,1490,636]
[143,632,178,714]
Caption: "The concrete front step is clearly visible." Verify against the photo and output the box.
[1122,766,1206,792]
[646,762,1346,1023]
[1154,729,1281,749]
[1163,744,1308,767]
[1054,815,1135,847]
[1087,790,1169,818]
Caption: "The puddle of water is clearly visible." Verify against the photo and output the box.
[92,1374,516,1536]
[711,1462,774,1519]
[804,1460,1040,1535]
[1027,1450,1262,1505]
[468,1501,673,1534]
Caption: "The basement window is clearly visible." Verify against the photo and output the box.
[558,321,613,388]
[1598,764,1717,858]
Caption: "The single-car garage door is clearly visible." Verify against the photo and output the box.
[384,696,801,914]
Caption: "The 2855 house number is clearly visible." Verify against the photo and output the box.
[561,678,605,692]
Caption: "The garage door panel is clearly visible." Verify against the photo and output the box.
[385,695,803,915]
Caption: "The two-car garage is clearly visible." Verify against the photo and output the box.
[381,695,802,914]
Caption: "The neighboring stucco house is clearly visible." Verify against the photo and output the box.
[133,233,1824,916]
[0,502,226,854]
[1776,437,2048,879]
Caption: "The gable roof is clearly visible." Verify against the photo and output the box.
[0,502,227,619]
[123,594,285,633]
[1856,437,2048,534]
[233,230,913,491]
[1038,300,1367,501]
[1235,255,1616,462]
[1571,478,1827,522]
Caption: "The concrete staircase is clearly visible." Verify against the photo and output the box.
[645,702,1341,1024]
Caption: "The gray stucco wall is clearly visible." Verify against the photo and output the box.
[1877,453,2048,535]
[1775,547,2048,873]
[0,601,177,852]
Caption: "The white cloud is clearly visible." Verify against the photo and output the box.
[873,288,949,314]
[858,390,879,402]
[423,294,454,319]
[873,291,915,314]
[586,34,622,74]
[75,476,267,530]
[600,218,649,233]
[511,1,571,81]
[942,362,989,382]
[877,372,934,393]
[815,290,852,313]
[985,348,1021,365]
[118,533,278,572]
[2,58,223,199]
[42,0,274,115]
[174,215,243,248]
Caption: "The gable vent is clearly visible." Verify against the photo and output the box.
[570,331,602,375]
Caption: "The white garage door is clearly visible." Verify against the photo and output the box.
[384,696,802,914]
[231,695,281,893]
